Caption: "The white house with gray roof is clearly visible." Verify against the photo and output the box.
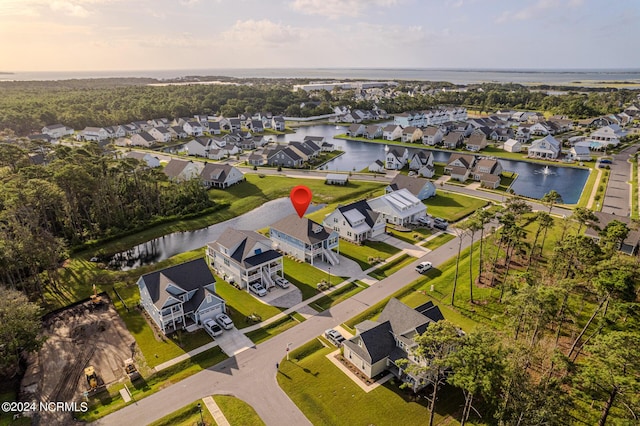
[207,228,284,290]
[323,200,386,244]
[528,134,561,159]
[137,258,227,334]
[270,215,340,266]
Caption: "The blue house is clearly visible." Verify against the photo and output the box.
[270,214,340,266]
[137,259,226,334]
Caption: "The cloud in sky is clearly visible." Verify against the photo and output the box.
[0,0,637,71]
[289,0,400,18]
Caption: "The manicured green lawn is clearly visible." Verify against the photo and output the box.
[388,227,433,243]
[311,281,367,311]
[147,399,216,426]
[214,278,283,329]
[338,240,401,270]
[245,315,300,345]
[213,395,265,426]
[426,191,489,222]
[283,257,347,299]
[278,342,461,426]
[113,281,213,368]
[496,171,517,192]
[368,254,416,280]
[422,233,455,250]
[576,167,599,208]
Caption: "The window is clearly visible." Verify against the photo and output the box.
[223,258,230,266]
[333,217,338,223]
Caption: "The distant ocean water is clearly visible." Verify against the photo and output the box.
[2,68,640,85]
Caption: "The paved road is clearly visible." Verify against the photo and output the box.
[95,227,486,426]
[601,144,639,216]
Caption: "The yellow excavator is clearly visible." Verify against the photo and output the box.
[85,366,98,390]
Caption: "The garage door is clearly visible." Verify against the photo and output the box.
[199,305,223,323]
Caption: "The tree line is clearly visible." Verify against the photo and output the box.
[0,139,213,297]
[1,78,637,136]
[410,194,640,425]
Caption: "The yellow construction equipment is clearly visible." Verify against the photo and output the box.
[84,366,98,390]
[124,358,141,381]
[90,284,102,305]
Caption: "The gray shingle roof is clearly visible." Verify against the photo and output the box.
[271,214,333,245]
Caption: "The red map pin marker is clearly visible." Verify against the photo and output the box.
[290,185,312,218]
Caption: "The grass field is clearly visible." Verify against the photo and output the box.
[147,399,215,426]
[422,233,455,250]
[214,278,284,329]
[283,258,347,299]
[311,281,368,312]
[245,314,301,345]
[426,191,489,222]
[368,254,416,280]
[278,341,462,426]
[213,395,265,426]
[338,239,401,270]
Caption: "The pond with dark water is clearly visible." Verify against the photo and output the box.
[274,124,590,203]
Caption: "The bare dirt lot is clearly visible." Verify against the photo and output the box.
[20,294,138,425]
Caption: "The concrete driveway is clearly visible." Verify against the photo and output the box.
[215,328,255,357]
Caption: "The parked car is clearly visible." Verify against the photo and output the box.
[325,329,345,346]
[249,282,267,297]
[215,313,234,330]
[274,276,290,289]
[433,218,448,230]
[417,216,432,226]
[415,261,433,274]
[600,158,612,164]
[204,319,223,337]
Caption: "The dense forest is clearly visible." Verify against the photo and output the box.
[0,140,214,296]
[0,78,638,135]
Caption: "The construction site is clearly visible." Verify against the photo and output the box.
[20,292,139,425]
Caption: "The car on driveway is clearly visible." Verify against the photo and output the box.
[325,329,345,346]
[274,276,290,289]
[417,216,432,226]
[204,319,223,337]
[415,261,433,274]
[216,313,234,330]
[433,218,448,230]
[249,282,267,297]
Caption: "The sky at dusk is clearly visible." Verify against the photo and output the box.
[1,0,639,72]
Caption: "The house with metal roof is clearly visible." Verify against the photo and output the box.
[342,298,445,391]
[367,188,427,226]
[137,259,227,334]
[270,215,340,266]
[207,228,284,290]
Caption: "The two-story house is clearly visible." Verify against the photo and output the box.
[137,259,227,334]
[421,126,444,146]
[342,298,445,391]
[382,124,403,141]
[445,153,476,182]
[207,228,284,291]
[200,163,245,189]
[408,150,435,178]
[385,146,409,170]
[528,135,561,159]
[473,158,503,189]
[323,200,386,244]
[270,215,340,266]
[386,175,436,201]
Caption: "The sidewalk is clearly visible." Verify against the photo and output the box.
[202,396,230,426]
[152,243,420,372]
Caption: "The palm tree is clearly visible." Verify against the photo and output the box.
[527,211,551,267]
[475,209,495,284]
[572,206,599,236]
[466,218,483,304]
[541,190,562,215]
[451,227,466,307]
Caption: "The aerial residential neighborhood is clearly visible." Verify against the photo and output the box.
[3,4,640,420]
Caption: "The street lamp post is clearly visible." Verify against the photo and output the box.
[328,267,331,286]
[286,342,292,361]
[197,402,204,426]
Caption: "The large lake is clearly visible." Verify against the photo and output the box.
[274,124,590,204]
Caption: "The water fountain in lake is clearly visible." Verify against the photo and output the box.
[535,165,555,176]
